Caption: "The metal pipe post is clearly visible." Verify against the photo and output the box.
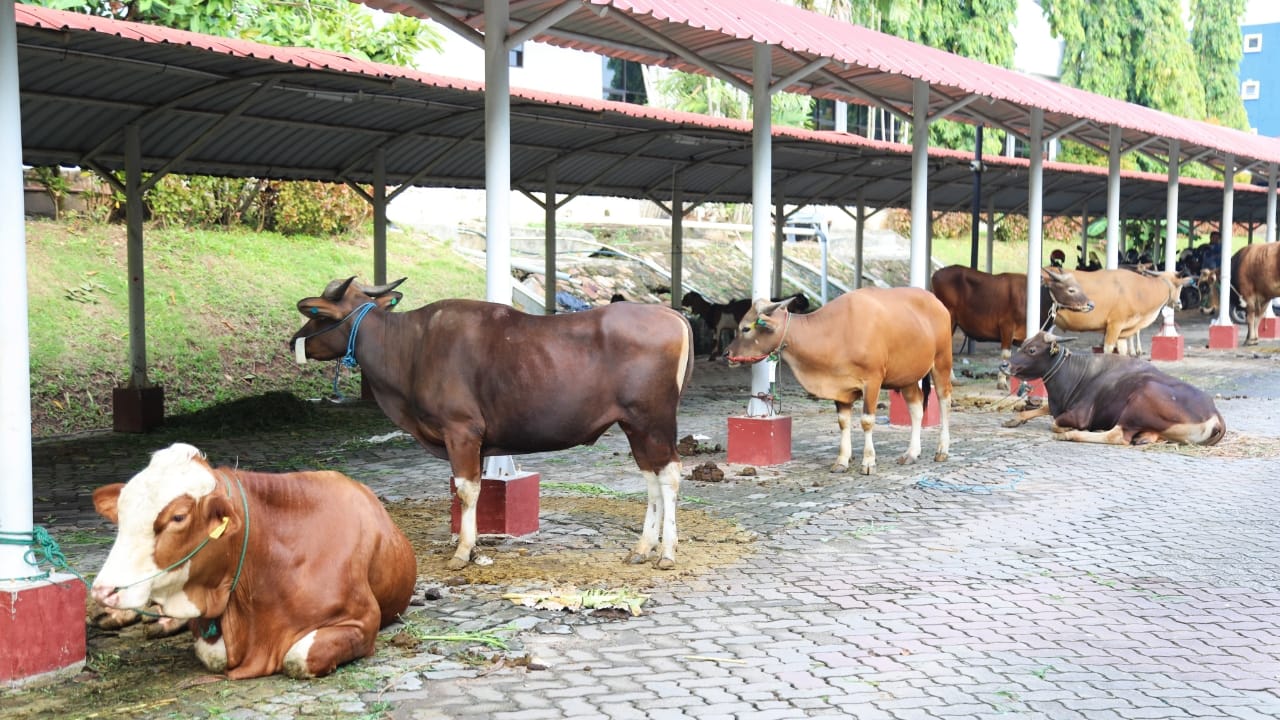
[1218,155,1235,326]
[910,79,929,288]
[484,0,511,305]
[1164,139,1179,273]
[1025,108,1045,339]
[1106,124,1122,269]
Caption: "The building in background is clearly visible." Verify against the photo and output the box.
[1240,1,1280,137]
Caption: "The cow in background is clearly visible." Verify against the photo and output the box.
[292,277,694,570]
[1231,243,1280,345]
[1049,268,1189,355]
[91,443,416,679]
[931,265,1095,390]
[1001,332,1225,445]
[726,287,952,475]
[682,290,810,360]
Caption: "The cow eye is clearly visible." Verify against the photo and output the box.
[170,513,187,524]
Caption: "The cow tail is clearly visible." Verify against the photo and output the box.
[921,372,932,416]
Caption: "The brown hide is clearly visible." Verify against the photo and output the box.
[1231,244,1280,344]
[930,266,1094,351]
[1050,269,1186,354]
[724,287,952,474]
[682,290,808,360]
[292,278,694,569]
[94,461,415,679]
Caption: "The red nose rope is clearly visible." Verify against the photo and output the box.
[727,310,792,365]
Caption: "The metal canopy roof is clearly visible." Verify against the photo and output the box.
[361,0,1280,181]
[15,5,1270,224]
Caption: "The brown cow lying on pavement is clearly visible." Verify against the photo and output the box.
[931,265,1095,390]
[292,277,694,570]
[1000,332,1225,445]
[726,287,953,475]
[1049,268,1189,356]
[1231,243,1280,345]
[91,443,417,679]
[682,290,810,361]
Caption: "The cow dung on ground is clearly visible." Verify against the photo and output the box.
[386,496,755,588]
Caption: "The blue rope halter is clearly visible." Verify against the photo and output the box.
[332,302,376,399]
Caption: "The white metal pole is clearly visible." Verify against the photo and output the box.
[671,184,683,311]
[0,0,37,581]
[373,148,387,285]
[1218,155,1235,326]
[1025,107,1045,340]
[1164,139,1179,273]
[1106,124,1122,270]
[910,79,930,288]
[748,43,773,417]
[484,0,511,306]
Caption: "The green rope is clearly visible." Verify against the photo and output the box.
[0,527,90,587]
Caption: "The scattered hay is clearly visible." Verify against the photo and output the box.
[1138,432,1280,459]
[386,496,756,589]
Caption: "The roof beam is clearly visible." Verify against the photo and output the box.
[505,1,583,52]
[398,0,486,49]
[597,8,751,93]
[770,56,831,95]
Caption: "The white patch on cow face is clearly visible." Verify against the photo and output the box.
[283,631,318,679]
[92,443,217,614]
[195,633,228,673]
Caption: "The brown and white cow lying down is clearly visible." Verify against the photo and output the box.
[726,287,953,475]
[291,277,694,570]
[91,443,417,679]
[1001,332,1226,445]
[1231,243,1280,345]
[930,265,1095,390]
[1049,268,1189,356]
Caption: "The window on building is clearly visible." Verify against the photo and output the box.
[1242,79,1260,101]
[1244,33,1263,53]
[603,58,647,105]
[509,43,524,68]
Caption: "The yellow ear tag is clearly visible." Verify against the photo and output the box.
[209,517,230,539]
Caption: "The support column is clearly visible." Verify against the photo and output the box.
[772,196,784,298]
[1105,124,1122,270]
[0,0,86,685]
[1151,140,1184,360]
[855,190,866,289]
[986,197,995,274]
[1080,203,1090,269]
[483,0,512,306]
[910,79,930,288]
[1262,164,1278,333]
[372,148,387,286]
[1210,155,1239,349]
[544,165,556,315]
[670,184,683,310]
[728,43,791,466]
[1025,108,1045,340]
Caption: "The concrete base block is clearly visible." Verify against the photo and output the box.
[450,472,540,537]
[1259,317,1279,339]
[1149,334,1185,362]
[1010,377,1047,400]
[727,415,792,466]
[1,575,87,686]
[889,388,940,427]
[1208,324,1240,349]
[112,385,164,433]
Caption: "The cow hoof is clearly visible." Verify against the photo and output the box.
[1245,338,1260,347]
[829,462,849,474]
[896,454,918,466]
[625,551,651,565]
[144,616,190,639]
[90,605,142,630]
[1002,418,1024,429]
[656,557,676,570]
[859,464,875,476]
[934,452,949,462]
[445,556,471,570]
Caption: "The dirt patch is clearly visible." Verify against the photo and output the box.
[387,495,757,590]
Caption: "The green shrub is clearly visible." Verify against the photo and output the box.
[263,180,370,236]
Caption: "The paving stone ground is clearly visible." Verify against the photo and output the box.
[12,311,1280,719]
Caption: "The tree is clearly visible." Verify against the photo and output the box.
[1191,0,1250,130]
[34,0,441,66]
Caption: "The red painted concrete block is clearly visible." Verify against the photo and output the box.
[1208,324,1240,350]
[1259,317,1279,339]
[727,415,792,466]
[0,576,86,685]
[1149,334,1184,362]
[889,387,940,427]
[1009,377,1047,399]
[450,472,540,536]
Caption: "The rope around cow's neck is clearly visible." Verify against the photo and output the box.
[329,301,377,399]
[1040,345,1070,383]
[110,470,250,623]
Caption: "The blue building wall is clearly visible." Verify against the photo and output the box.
[1240,22,1280,137]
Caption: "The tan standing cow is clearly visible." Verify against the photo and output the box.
[725,287,952,475]
[1049,268,1189,355]
[1231,243,1280,345]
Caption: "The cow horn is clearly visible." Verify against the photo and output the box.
[358,277,407,297]
[758,299,790,316]
[322,276,357,301]
[1043,268,1068,282]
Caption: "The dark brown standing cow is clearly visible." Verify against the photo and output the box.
[291,277,694,570]
[725,287,952,475]
[91,443,417,679]
[1231,243,1280,345]
[930,265,1095,390]
[1001,332,1225,445]
[682,290,809,360]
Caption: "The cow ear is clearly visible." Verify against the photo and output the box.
[375,291,404,311]
[93,484,125,524]
[297,297,342,320]
[199,494,241,541]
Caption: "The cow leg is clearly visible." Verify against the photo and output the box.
[1003,403,1050,428]
[281,624,376,679]
[1103,325,1121,355]
[621,426,681,569]
[933,371,952,463]
[897,381,925,466]
[997,347,1012,391]
[445,434,484,570]
[1052,424,1127,445]
[859,385,881,475]
[1246,306,1262,345]
[194,633,228,673]
[831,400,854,473]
